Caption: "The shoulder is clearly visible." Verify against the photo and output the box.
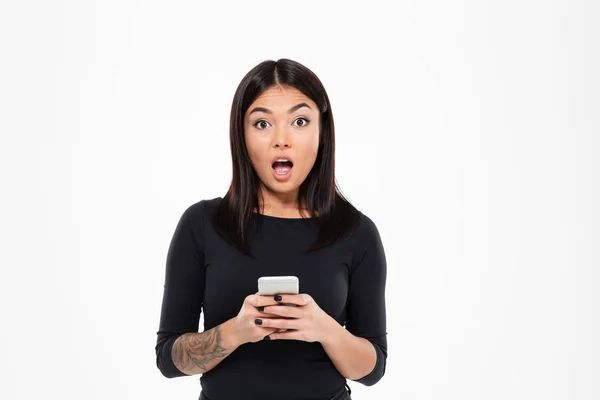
[352,210,381,241]
[176,196,223,227]
[181,196,223,216]
[350,210,385,257]
[350,210,387,271]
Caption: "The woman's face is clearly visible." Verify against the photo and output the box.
[244,85,320,197]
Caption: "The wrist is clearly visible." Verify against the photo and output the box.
[223,318,243,349]
[319,315,345,346]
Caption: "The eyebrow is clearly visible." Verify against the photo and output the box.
[247,102,312,117]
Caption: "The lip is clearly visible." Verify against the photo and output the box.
[270,154,294,166]
[272,164,293,181]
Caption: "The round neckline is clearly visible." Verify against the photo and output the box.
[251,211,316,221]
[216,197,316,221]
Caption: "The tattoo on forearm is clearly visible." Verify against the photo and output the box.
[172,326,229,373]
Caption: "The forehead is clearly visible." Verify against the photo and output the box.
[248,85,317,111]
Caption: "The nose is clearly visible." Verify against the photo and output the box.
[273,126,291,148]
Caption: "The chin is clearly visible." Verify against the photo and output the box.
[263,179,297,191]
[270,184,299,193]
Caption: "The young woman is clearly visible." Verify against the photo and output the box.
[155,59,387,400]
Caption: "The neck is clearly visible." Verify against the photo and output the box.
[254,187,316,217]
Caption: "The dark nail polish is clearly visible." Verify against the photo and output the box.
[274,295,282,302]
[263,335,271,341]
[257,306,264,312]
[254,318,262,325]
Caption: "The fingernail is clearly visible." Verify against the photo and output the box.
[257,306,264,312]
[254,319,262,325]
[274,295,282,302]
[263,335,271,341]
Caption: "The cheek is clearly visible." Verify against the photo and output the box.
[244,133,262,162]
[299,132,320,163]
[244,135,271,176]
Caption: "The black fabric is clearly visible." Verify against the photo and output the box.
[156,197,387,399]
[199,384,351,400]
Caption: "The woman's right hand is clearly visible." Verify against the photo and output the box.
[233,292,282,344]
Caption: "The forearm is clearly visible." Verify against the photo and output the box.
[172,317,242,376]
[320,319,377,380]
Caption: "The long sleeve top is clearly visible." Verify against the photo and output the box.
[155,197,388,400]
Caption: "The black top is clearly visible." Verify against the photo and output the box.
[155,197,387,400]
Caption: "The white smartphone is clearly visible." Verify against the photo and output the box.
[257,276,299,307]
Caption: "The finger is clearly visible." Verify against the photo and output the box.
[260,305,300,318]
[274,293,313,306]
[251,292,283,307]
[245,294,259,308]
[262,328,281,341]
[268,329,302,341]
[246,293,278,308]
[254,317,296,330]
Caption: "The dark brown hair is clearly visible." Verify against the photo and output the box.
[212,58,361,258]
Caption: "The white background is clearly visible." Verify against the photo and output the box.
[1,0,598,399]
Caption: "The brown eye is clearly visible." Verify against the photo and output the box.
[294,117,310,127]
[254,120,270,130]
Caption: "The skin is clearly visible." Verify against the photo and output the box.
[244,84,320,218]
[242,85,333,339]
[171,85,377,381]
[251,293,338,342]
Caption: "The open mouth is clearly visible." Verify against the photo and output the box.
[272,160,293,175]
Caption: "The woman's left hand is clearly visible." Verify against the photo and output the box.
[256,293,335,342]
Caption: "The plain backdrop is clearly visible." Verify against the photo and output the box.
[1,0,598,399]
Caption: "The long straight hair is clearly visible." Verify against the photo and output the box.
[212,58,361,258]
